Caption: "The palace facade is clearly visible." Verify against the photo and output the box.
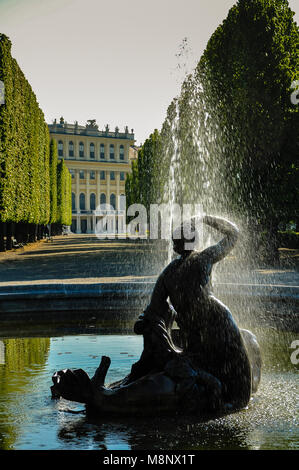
[48,119,137,234]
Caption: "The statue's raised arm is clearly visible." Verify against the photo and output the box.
[198,215,239,264]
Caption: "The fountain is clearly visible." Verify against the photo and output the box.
[50,214,262,418]
[0,64,297,448]
[0,5,298,450]
[48,34,296,423]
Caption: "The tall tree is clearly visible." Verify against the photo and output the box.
[127,0,298,261]
[197,0,299,230]
[49,138,58,223]
[0,34,72,248]
[0,34,50,225]
[56,159,72,226]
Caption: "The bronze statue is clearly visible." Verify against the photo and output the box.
[51,215,261,417]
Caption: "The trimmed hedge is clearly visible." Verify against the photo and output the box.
[57,159,72,226]
[0,34,71,250]
[0,34,50,225]
[49,138,58,223]
[126,0,298,240]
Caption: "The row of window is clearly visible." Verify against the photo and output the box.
[72,193,125,211]
[70,170,125,181]
[58,141,125,160]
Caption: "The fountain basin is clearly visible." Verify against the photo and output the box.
[0,326,298,450]
[0,281,298,333]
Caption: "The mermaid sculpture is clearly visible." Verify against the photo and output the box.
[51,215,261,417]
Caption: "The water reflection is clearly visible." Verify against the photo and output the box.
[0,329,297,450]
[55,412,254,450]
[0,337,50,450]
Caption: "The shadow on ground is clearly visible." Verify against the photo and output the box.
[0,235,168,284]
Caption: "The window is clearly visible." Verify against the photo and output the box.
[110,144,114,159]
[69,141,74,157]
[79,142,84,158]
[79,193,85,210]
[119,145,124,160]
[120,171,125,181]
[100,144,105,159]
[90,170,95,180]
[100,193,106,206]
[69,169,75,179]
[100,171,105,180]
[90,193,96,211]
[110,171,115,181]
[110,193,116,210]
[119,194,126,211]
[58,140,63,157]
[79,170,85,179]
[90,142,95,159]
[72,192,76,210]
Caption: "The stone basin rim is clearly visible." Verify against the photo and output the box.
[0,281,298,301]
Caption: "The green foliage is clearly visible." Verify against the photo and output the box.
[126,130,165,210]
[0,34,71,229]
[127,0,298,238]
[125,159,139,208]
[197,0,299,227]
[56,159,72,226]
[139,130,164,210]
[0,34,50,224]
[49,138,58,223]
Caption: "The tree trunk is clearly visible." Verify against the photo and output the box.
[15,222,27,244]
[0,222,6,252]
[6,222,13,250]
[28,224,37,243]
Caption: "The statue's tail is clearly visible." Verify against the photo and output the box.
[91,356,111,388]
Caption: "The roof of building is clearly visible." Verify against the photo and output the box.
[48,119,135,141]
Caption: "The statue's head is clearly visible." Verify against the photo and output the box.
[172,220,198,255]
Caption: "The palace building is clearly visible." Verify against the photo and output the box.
[48,118,137,234]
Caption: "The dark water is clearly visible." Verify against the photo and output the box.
[0,328,298,450]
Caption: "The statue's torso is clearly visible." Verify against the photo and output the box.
[164,251,213,312]
[161,252,245,382]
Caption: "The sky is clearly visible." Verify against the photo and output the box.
[0,0,298,146]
